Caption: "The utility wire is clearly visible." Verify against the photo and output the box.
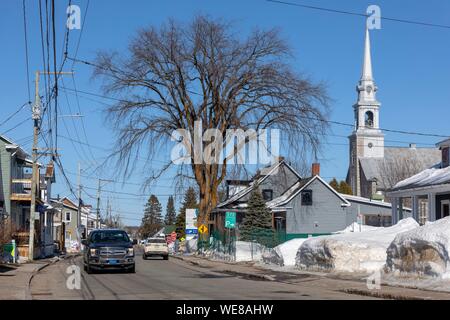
[22,0,31,104]
[266,0,450,30]
[0,103,28,128]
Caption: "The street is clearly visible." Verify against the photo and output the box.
[29,249,377,300]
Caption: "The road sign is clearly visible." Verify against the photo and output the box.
[186,229,198,235]
[198,224,208,234]
[225,211,236,229]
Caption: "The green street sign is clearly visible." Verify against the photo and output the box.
[225,211,236,229]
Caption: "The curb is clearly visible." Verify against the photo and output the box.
[25,254,80,300]
[172,255,275,281]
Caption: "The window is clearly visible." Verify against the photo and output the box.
[262,189,273,201]
[365,111,374,128]
[65,212,71,222]
[301,190,313,206]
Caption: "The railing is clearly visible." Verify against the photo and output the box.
[10,179,32,201]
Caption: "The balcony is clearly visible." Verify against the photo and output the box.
[10,179,32,201]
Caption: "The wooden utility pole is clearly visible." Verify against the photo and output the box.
[77,162,82,238]
[28,71,73,261]
[96,179,101,229]
[29,71,40,261]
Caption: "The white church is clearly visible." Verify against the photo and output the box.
[346,28,441,200]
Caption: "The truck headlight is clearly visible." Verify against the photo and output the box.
[127,248,134,256]
[90,249,97,256]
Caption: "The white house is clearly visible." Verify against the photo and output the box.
[388,138,450,225]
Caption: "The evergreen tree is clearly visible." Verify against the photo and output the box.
[140,194,163,238]
[329,178,339,192]
[239,188,273,245]
[175,187,198,238]
[339,181,353,195]
[164,195,176,226]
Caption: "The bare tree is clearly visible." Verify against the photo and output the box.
[378,156,425,191]
[93,16,329,223]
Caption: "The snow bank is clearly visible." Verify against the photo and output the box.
[262,239,307,266]
[184,238,198,253]
[206,241,266,262]
[386,217,450,278]
[333,222,380,234]
[297,218,419,273]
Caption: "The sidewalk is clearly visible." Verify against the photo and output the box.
[0,256,62,300]
[172,254,450,300]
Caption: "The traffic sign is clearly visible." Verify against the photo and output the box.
[186,229,198,235]
[198,224,208,234]
[225,211,236,229]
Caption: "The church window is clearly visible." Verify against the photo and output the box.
[365,111,374,128]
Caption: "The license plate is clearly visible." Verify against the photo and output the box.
[108,260,118,265]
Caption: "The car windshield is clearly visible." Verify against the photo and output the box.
[148,238,166,244]
[90,230,130,243]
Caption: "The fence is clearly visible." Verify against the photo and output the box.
[196,227,287,261]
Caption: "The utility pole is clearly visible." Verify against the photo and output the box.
[96,179,101,229]
[29,71,41,261]
[77,162,82,239]
[28,71,73,261]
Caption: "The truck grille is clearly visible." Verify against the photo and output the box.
[99,247,127,258]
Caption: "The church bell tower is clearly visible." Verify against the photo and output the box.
[348,28,384,196]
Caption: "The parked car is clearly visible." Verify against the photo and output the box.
[143,237,169,260]
[82,229,135,273]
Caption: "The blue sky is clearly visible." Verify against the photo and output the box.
[1,0,450,226]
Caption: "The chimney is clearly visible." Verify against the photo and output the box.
[312,163,320,176]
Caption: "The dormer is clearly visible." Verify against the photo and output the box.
[436,138,450,168]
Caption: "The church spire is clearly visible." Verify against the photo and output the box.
[361,27,373,81]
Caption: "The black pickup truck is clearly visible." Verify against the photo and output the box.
[82,229,136,273]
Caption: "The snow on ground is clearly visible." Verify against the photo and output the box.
[205,241,267,262]
[296,218,419,273]
[262,239,307,266]
[385,216,450,278]
[333,222,380,234]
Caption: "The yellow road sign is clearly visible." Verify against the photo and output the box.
[198,224,208,234]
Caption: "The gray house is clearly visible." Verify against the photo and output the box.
[213,160,397,240]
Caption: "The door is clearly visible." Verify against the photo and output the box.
[442,201,450,218]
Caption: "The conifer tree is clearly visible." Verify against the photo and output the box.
[239,188,273,244]
[140,194,163,238]
[175,187,198,238]
[164,195,176,226]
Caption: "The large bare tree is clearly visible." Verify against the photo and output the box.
[93,16,329,224]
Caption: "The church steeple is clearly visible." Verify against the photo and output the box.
[357,28,378,104]
[361,28,373,81]
[348,26,385,196]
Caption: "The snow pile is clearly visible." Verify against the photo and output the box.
[297,218,419,273]
[333,222,380,234]
[206,241,267,262]
[184,238,198,253]
[262,239,307,266]
[393,165,450,190]
[386,217,450,278]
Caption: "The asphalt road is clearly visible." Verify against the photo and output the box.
[29,249,375,300]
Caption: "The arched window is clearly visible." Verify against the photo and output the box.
[365,111,374,128]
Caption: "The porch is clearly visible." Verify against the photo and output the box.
[388,184,450,225]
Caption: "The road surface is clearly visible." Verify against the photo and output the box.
[30,249,375,300]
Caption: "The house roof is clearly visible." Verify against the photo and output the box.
[266,175,351,208]
[216,159,300,208]
[391,164,450,192]
[358,147,441,188]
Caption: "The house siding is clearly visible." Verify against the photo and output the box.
[286,179,350,235]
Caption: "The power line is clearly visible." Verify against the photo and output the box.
[266,0,450,30]
[22,0,31,104]
[1,118,29,136]
[71,0,90,69]
[0,103,28,128]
